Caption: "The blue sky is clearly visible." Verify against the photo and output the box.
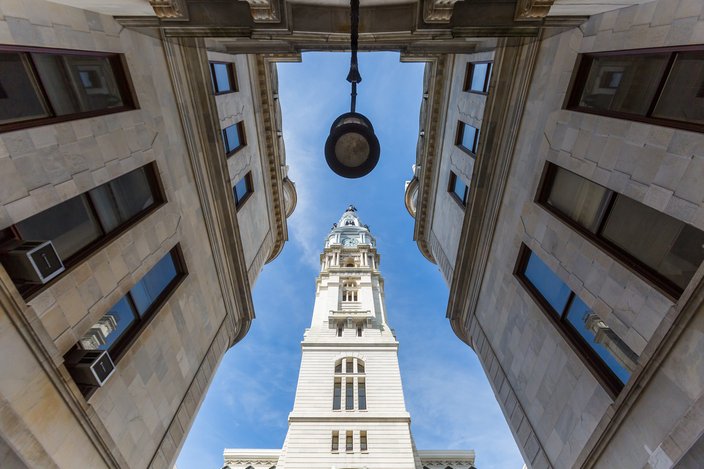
[176,52,524,469]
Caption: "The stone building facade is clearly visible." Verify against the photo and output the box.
[406,0,704,467]
[0,1,295,468]
[2,0,701,468]
[223,207,475,469]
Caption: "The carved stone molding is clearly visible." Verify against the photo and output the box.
[239,0,281,23]
[423,0,465,23]
[514,0,555,20]
[400,53,451,264]
[149,0,188,19]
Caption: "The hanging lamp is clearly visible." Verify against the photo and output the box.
[324,0,380,179]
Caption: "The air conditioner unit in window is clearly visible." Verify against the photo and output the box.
[1,240,65,284]
[65,349,115,387]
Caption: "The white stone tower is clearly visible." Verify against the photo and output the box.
[223,206,475,469]
[275,205,421,468]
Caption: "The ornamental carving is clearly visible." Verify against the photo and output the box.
[514,0,555,20]
[239,0,281,23]
[423,0,465,23]
[149,0,187,19]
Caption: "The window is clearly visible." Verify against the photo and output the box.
[233,172,253,209]
[358,379,366,410]
[516,245,638,396]
[0,47,136,132]
[346,431,353,452]
[1,164,163,299]
[337,324,343,337]
[538,163,704,298]
[464,61,492,93]
[456,121,479,156]
[566,46,704,132]
[345,378,354,410]
[360,431,368,451]
[342,281,358,302]
[223,122,246,156]
[331,431,339,452]
[333,379,342,410]
[333,357,366,411]
[448,172,468,207]
[357,325,363,337]
[209,61,237,94]
[75,246,185,362]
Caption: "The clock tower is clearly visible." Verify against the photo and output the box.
[223,206,476,469]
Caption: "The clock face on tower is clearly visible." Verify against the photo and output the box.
[342,237,358,247]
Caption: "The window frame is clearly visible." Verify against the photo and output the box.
[455,121,479,157]
[209,61,237,95]
[0,45,138,133]
[68,245,187,398]
[463,60,492,94]
[0,163,165,301]
[514,244,624,397]
[345,431,353,452]
[536,162,694,300]
[331,431,339,452]
[564,44,704,133]
[233,172,254,209]
[360,431,368,452]
[102,246,187,363]
[448,171,468,207]
[223,121,246,156]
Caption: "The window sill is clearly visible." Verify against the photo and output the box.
[226,145,246,158]
[449,192,467,209]
[465,89,488,96]
[214,90,238,96]
[456,145,477,158]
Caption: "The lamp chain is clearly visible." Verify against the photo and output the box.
[346,0,361,113]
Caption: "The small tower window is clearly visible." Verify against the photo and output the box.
[345,378,354,410]
[357,325,362,337]
[346,431,353,451]
[337,324,343,337]
[360,431,368,451]
[331,431,339,451]
[342,281,358,302]
[358,379,366,410]
[333,379,341,410]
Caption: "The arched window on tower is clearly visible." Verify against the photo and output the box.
[333,357,366,411]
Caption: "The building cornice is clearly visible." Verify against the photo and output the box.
[250,54,300,263]
[401,53,452,264]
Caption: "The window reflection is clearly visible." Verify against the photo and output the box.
[78,248,184,360]
[518,247,638,392]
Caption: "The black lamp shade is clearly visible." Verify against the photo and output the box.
[325,112,380,179]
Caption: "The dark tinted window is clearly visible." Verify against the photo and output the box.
[540,163,704,296]
[0,48,134,131]
[567,47,704,131]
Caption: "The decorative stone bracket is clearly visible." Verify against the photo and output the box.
[423,0,465,23]
[514,0,555,20]
[149,0,188,19]
[239,0,281,23]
